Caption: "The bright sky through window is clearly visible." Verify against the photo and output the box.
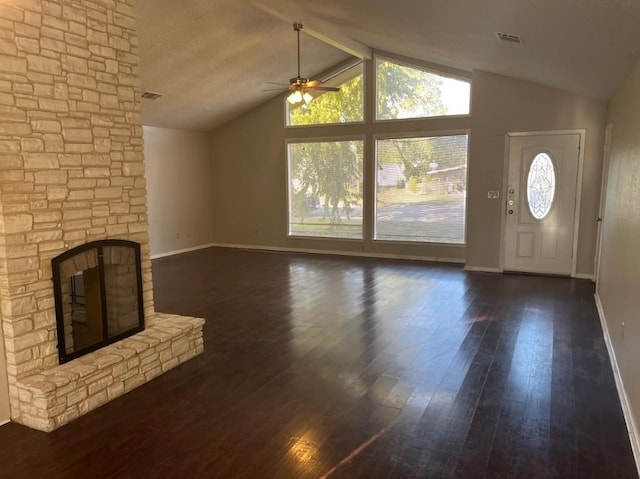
[440,78,471,115]
[376,59,470,120]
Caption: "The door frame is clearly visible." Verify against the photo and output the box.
[499,129,586,277]
[594,123,613,286]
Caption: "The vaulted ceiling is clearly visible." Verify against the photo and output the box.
[135,0,640,132]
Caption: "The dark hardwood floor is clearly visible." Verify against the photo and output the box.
[0,247,637,478]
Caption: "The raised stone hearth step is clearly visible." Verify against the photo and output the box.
[13,313,205,432]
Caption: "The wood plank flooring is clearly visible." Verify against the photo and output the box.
[0,247,636,478]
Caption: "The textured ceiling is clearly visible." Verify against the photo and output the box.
[135,0,640,132]
[135,0,349,131]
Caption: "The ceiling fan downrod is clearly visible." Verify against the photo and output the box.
[293,22,304,84]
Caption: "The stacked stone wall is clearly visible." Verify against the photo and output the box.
[0,0,205,431]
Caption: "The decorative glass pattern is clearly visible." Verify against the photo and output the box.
[526,153,556,220]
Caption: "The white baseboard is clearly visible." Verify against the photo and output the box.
[464,265,501,273]
[150,243,217,260]
[594,292,640,475]
[574,273,594,280]
[208,242,465,265]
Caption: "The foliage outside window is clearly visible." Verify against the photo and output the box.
[376,58,470,120]
[288,140,364,239]
[285,55,470,245]
[287,62,364,126]
[375,135,468,244]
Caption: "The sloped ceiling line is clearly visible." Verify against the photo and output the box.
[135,0,640,131]
[251,0,373,60]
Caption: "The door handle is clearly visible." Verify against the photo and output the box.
[506,199,515,215]
[596,217,603,222]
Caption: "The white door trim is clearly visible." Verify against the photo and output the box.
[594,123,613,287]
[499,129,586,277]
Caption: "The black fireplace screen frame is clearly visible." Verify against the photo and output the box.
[52,239,145,364]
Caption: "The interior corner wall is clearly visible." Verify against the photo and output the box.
[143,126,213,256]
[597,53,640,450]
[208,92,468,261]
[209,69,605,268]
[467,70,607,274]
[207,96,292,249]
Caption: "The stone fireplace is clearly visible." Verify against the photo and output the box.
[0,0,204,431]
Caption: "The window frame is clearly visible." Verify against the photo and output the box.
[284,59,366,129]
[286,135,367,241]
[373,53,472,124]
[282,52,472,248]
[372,130,470,247]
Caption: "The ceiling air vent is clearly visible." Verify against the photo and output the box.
[496,32,523,45]
[142,91,164,100]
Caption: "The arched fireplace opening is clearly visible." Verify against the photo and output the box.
[52,239,145,364]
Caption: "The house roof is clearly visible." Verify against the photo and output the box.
[135,0,640,132]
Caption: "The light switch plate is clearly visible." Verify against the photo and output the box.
[488,190,500,199]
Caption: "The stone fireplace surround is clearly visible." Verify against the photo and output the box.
[0,0,204,431]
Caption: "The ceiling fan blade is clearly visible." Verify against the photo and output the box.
[306,79,321,88]
[309,86,340,92]
[261,88,287,92]
[264,81,289,86]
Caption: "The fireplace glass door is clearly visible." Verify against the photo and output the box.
[52,240,144,363]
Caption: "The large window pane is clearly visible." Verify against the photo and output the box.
[375,135,468,244]
[288,140,364,239]
[376,58,470,120]
[287,62,363,126]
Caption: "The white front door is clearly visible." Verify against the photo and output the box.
[503,133,581,275]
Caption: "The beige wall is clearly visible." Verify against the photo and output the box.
[209,66,606,271]
[209,59,470,262]
[143,126,213,256]
[467,70,607,274]
[597,54,640,448]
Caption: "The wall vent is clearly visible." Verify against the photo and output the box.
[142,91,164,100]
[496,32,523,45]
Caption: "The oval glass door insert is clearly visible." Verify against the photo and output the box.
[526,153,556,219]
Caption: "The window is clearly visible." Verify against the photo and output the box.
[288,140,364,239]
[375,135,468,244]
[287,62,364,126]
[376,58,470,121]
[527,153,556,220]
[285,54,471,246]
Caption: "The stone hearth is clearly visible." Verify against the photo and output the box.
[15,313,203,432]
[0,0,204,431]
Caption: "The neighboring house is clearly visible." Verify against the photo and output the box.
[377,163,405,188]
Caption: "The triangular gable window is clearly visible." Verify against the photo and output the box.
[376,58,470,120]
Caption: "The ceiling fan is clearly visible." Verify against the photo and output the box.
[265,23,340,105]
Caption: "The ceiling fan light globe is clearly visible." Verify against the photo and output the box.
[288,90,303,104]
[303,91,313,104]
